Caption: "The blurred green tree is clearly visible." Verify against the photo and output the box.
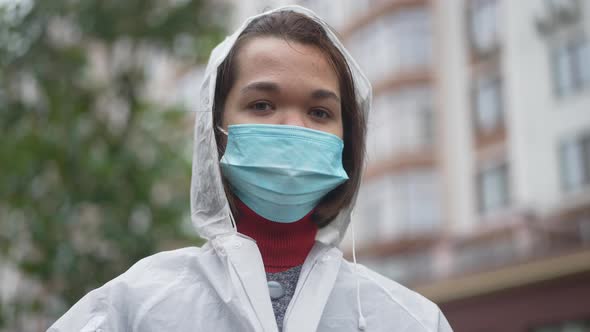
[0,0,226,329]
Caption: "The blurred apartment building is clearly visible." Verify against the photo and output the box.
[231,0,590,331]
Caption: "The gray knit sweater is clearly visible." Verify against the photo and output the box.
[265,265,303,331]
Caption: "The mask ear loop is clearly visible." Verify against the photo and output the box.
[217,126,229,136]
[228,207,237,230]
[216,125,235,229]
[351,211,367,331]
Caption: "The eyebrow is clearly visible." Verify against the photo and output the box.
[241,81,340,102]
[241,81,280,94]
[311,89,340,103]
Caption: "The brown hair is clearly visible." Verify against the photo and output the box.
[213,10,366,227]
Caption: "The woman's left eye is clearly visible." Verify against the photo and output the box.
[309,109,330,119]
[251,101,273,112]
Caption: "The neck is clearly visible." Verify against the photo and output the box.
[235,199,318,273]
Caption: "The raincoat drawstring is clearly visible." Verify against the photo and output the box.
[350,214,367,331]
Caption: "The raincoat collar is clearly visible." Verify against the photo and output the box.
[208,233,342,332]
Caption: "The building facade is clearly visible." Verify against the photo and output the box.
[229,1,590,331]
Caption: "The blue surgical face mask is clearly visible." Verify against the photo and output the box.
[218,124,349,223]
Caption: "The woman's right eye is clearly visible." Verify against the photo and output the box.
[250,101,273,112]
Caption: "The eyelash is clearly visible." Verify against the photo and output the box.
[309,108,331,120]
[247,101,333,120]
[248,101,274,112]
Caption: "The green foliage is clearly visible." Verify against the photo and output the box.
[0,0,226,329]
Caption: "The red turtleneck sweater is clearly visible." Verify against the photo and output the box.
[235,199,318,273]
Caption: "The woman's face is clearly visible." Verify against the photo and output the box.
[222,37,343,138]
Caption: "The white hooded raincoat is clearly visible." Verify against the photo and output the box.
[49,6,453,332]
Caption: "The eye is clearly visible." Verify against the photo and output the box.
[309,108,331,119]
[250,101,273,112]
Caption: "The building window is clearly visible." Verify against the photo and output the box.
[392,169,441,234]
[391,8,432,70]
[473,76,503,134]
[560,134,590,192]
[348,7,431,82]
[469,0,500,55]
[356,170,441,241]
[297,0,369,30]
[391,87,434,153]
[366,86,434,162]
[477,162,510,214]
[369,250,433,284]
[455,236,516,273]
[552,37,590,96]
[356,178,395,242]
[532,319,590,332]
[366,94,394,163]
[348,22,388,82]
[536,0,581,36]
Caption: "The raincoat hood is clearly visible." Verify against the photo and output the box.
[190,5,372,246]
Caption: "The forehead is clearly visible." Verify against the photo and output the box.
[233,36,340,91]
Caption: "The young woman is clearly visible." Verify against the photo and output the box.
[50,6,453,332]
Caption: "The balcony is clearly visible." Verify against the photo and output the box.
[346,199,590,301]
[535,0,582,36]
[339,0,430,39]
[363,148,437,181]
